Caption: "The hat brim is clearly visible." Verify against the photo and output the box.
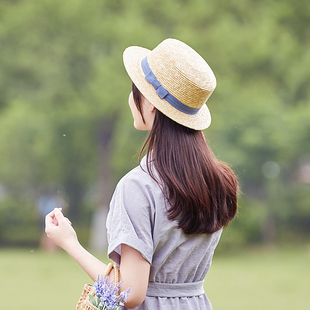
[123,46,211,130]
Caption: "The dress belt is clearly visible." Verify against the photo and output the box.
[146,280,205,298]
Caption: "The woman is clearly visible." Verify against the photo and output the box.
[45,38,238,310]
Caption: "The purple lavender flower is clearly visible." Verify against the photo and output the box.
[117,287,131,306]
[90,274,131,310]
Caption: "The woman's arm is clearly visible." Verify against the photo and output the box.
[45,208,150,308]
[119,244,150,309]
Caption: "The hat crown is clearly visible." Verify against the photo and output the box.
[147,39,216,109]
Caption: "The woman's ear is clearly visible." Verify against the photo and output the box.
[149,104,155,112]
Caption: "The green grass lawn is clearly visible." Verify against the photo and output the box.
[0,245,309,310]
[205,245,310,309]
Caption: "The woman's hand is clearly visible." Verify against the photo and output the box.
[45,208,78,251]
[45,207,107,280]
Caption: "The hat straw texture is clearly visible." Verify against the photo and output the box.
[123,38,216,130]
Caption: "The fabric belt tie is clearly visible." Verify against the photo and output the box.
[146,281,205,298]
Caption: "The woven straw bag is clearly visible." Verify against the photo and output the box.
[75,263,119,310]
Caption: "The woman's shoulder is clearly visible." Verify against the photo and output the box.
[110,156,163,214]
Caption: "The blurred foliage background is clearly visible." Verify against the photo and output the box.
[0,0,309,250]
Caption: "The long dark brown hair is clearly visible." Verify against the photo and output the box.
[132,83,238,235]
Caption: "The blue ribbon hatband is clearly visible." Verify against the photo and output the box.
[141,57,200,115]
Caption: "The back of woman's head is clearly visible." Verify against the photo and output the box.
[133,83,238,235]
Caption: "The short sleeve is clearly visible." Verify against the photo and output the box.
[106,168,155,265]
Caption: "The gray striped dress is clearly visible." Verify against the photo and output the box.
[107,156,222,310]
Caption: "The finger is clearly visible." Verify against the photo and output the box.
[52,217,59,226]
[65,218,72,225]
[45,209,57,226]
[45,209,63,235]
[54,208,65,222]
[46,208,56,219]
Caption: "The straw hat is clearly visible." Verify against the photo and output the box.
[123,38,216,130]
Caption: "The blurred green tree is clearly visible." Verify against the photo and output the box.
[0,0,309,245]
